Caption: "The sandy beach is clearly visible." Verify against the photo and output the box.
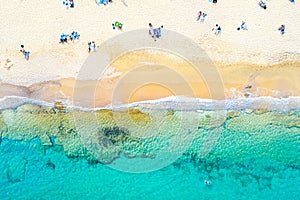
[0,0,300,106]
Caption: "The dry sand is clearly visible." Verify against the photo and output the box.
[0,0,300,106]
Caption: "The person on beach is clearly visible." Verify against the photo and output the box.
[259,1,267,9]
[197,11,202,21]
[70,31,80,41]
[88,42,91,53]
[20,45,30,61]
[148,23,163,41]
[112,21,123,30]
[96,0,112,5]
[63,0,70,9]
[156,26,163,38]
[24,51,30,61]
[70,0,74,8]
[92,41,96,52]
[88,41,96,53]
[200,12,207,22]
[197,11,207,22]
[60,33,69,43]
[20,45,25,54]
[278,25,285,35]
[237,21,248,31]
[148,23,153,36]
[212,24,221,35]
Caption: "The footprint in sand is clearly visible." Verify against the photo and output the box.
[242,71,261,97]
[3,59,14,70]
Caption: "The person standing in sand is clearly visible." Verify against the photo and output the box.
[197,11,202,21]
[20,45,30,61]
[148,23,154,37]
[91,41,96,52]
[20,45,25,54]
[212,24,221,35]
[88,42,91,53]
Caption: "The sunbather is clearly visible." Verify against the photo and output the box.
[278,25,285,35]
[237,21,248,31]
[259,1,267,9]
[60,34,69,43]
[70,31,80,41]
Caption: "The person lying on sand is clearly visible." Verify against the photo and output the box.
[60,34,69,43]
[237,21,248,31]
[259,1,267,9]
[278,25,285,35]
[70,31,80,41]
[112,21,123,30]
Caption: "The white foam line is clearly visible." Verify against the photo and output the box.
[1,95,300,112]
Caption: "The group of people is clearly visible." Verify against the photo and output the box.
[148,23,163,41]
[197,11,208,22]
[20,0,293,61]
[60,31,80,43]
[208,0,218,4]
[63,0,75,9]
[88,41,96,53]
[20,45,30,61]
[201,1,289,36]
[96,0,113,6]
[112,21,123,30]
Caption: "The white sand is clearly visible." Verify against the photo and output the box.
[0,0,299,87]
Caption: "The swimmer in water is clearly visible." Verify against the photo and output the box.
[204,180,212,185]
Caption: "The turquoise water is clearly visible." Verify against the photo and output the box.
[0,101,299,199]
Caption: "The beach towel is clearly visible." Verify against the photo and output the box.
[152,27,162,38]
[100,0,109,4]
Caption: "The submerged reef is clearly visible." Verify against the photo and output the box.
[0,103,299,183]
[0,104,300,165]
[0,104,300,189]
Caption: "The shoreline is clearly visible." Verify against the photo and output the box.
[1,95,300,112]
[1,59,300,108]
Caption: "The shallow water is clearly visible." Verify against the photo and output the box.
[0,98,299,199]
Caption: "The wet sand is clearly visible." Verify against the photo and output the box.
[1,50,299,108]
